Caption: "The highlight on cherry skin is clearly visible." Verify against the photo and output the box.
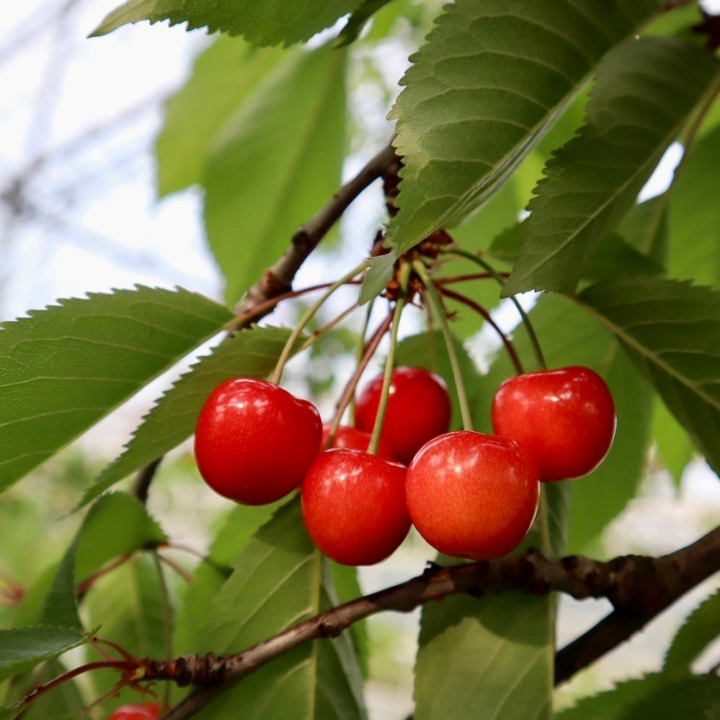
[108,704,160,720]
[320,424,396,461]
[491,366,617,482]
[194,377,322,505]
[301,448,410,566]
[355,366,452,465]
[405,431,541,561]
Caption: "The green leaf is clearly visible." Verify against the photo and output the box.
[86,555,169,659]
[0,626,89,683]
[652,399,693,485]
[387,0,662,257]
[578,276,720,477]
[489,225,663,283]
[0,286,231,494]
[91,0,361,46]
[204,44,347,304]
[395,330,484,431]
[156,36,285,196]
[476,293,653,553]
[504,37,720,296]
[37,493,166,629]
[664,588,720,674]
[81,325,297,507]
[667,124,720,289]
[359,255,395,306]
[557,674,720,719]
[414,591,553,720]
[174,501,284,655]
[328,562,369,678]
[19,659,86,720]
[196,499,367,719]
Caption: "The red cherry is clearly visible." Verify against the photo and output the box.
[491,366,616,481]
[406,431,540,560]
[355,366,452,465]
[320,424,395,460]
[108,704,160,720]
[195,378,322,505]
[301,449,410,565]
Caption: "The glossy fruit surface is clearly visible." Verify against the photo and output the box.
[302,449,410,565]
[195,377,322,505]
[108,704,160,720]
[355,366,452,465]
[492,366,616,481]
[320,424,395,460]
[406,431,540,560]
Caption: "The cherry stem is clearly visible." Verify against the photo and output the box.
[223,280,361,334]
[367,263,411,456]
[350,299,376,425]
[325,310,394,449]
[443,247,547,372]
[413,260,475,433]
[76,553,133,599]
[297,301,358,354]
[14,660,129,713]
[439,286,525,376]
[270,261,369,385]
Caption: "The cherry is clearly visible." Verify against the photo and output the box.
[491,366,616,481]
[320,424,395,460]
[195,377,322,505]
[301,448,410,565]
[108,704,160,720]
[406,431,540,560]
[355,366,452,465]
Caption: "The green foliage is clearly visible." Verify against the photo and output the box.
[195,500,367,718]
[557,674,720,719]
[0,287,231,494]
[578,277,720,477]
[174,500,285,655]
[92,0,362,46]
[30,493,165,629]
[663,587,720,674]
[0,627,89,684]
[204,44,347,304]
[504,37,720,296]
[414,592,553,720]
[81,325,298,507]
[156,36,285,196]
[386,0,661,258]
[667,124,720,288]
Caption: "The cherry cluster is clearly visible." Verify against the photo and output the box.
[194,363,615,566]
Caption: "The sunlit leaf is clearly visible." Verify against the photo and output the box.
[204,44,347,304]
[92,0,361,47]
[156,35,285,196]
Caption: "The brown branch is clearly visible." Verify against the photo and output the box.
[555,523,720,685]
[230,142,397,328]
[150,525,720,719]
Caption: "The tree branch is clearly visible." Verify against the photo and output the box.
[151,525,720,719]
[230,142,397,328]
[555,522,720,685]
